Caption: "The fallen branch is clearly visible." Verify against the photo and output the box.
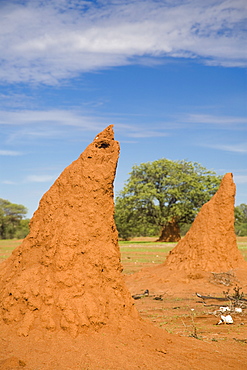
[196,293,229,305]
[132,290,163,301]
[196,291,247,308]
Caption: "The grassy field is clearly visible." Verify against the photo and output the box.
[120,240,247,273]
[237,239,247,261]
[119,238,247,342]
[1,238,246,269]
[120,241,175,274]
[0,239,22,261]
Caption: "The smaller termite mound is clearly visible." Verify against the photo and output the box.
[164,173,246,272]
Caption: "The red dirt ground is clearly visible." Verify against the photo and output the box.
[124,244,247,344]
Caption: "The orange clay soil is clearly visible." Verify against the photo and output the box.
[0,128,246,369]
[126,173,247,297]
[0,125,137,339]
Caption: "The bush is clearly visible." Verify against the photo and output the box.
[235,223,247,236]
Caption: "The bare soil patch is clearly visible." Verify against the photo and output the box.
[121,239,247,346]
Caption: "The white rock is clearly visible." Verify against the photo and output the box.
[235,307,242,313]
[222,314,233,324]
[217,314,234,325]
[219,306,230,312]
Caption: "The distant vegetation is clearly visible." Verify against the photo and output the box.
[115,159,247,240]
[1,181,246,241]
[114,159,221,241]
[235,204,247,236]
[0,198,30,239]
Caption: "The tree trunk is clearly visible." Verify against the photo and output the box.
[156,219,181,242]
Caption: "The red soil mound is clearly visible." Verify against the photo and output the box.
[126,173,247,296]
[0,125,137,338]
[165,173,246,272]
[0,130,246,369]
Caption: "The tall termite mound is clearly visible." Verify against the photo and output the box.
[164,173,246,272]
[0,125,137,337]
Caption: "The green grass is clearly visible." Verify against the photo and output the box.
[0,239,247,264]
[120,246,173,253]
[120,243,175,274]
[238,243,247,261]
[119,240,247,274]
[0,239,21,247]
[119,240,175,246]
[119,241,158,245]
[0,239,21,259]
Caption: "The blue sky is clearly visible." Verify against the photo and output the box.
[0,0,247,218]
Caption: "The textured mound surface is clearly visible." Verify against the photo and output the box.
[0,125,136,338]
[126,173,247,296]
[164,173,246,272]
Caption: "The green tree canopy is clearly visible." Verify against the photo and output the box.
[0,198,28,239]
[115,159,221,241]
[235,203,247,236]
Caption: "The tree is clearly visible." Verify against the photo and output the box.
[235,204,247,236]
[15,219,30,239]
[0,198,29,239]
[114,195,160,240]
[114,159,221,241]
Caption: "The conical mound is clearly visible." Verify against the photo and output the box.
[164,173,246,272]
[0,125,136,337]
[126,173,247,297]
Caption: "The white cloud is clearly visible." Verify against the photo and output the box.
[1,180,16,185]
[0,93,34,108]
[234,175,247,184]
[0,108,104,144]
[0,109,100,127]
[0,149,22,156]
[1,108,245,146]
[185,114,247,126]
[0,108,173,143]
[25,175,55,183]
[200,142,247,154]
[0,0,246,84]
[1,108,109,141]
[208,143,247,153]
[125,130,169,138]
